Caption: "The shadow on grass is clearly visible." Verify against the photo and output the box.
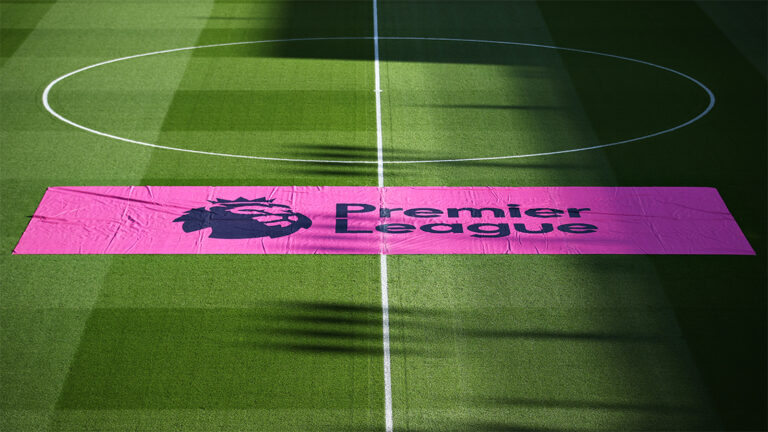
[536,2,767,429]
[331,421,589,432]
[475,396,699,414]
[245,300,664,358]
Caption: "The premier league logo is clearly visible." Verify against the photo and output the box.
[174,197,312,239]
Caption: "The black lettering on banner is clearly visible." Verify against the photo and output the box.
[380,207,403,217]
[507,204,521,218]
[468,223,510,238]
[513,223,554,234]
[335,219,372,234]
[421,223,464,233]
[404,208,443,218]
[336,203,375,218]
[447,208,505,218]
[375,224,415,234]
[524,208,563,218]
[558,223,598,234]
[567,208,590,218]
[332,202,598,238]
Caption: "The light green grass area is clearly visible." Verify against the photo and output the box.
[1,0,765,431]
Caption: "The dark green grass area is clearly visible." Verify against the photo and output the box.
[378,38,710,162]
[385,253,725,431]
[0,0,56,66]
[1,28,34,63]
[57,307,376,409]
[137,0,379,182]
[53,254,385,430]
[161,90,371,132]
[537,2,767,429]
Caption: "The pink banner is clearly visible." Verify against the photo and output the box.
[13,186,754,255]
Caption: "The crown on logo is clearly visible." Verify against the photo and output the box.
[208,197,276,205]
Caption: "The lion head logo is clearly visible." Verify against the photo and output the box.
[173,197,312,239]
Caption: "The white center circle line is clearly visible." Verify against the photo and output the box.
[42,36,715,164]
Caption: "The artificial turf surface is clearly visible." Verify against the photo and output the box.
[1,0,765,431]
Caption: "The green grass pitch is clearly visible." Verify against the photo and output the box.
[1,0,765,431]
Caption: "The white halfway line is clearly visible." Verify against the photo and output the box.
[373,0,393,431]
